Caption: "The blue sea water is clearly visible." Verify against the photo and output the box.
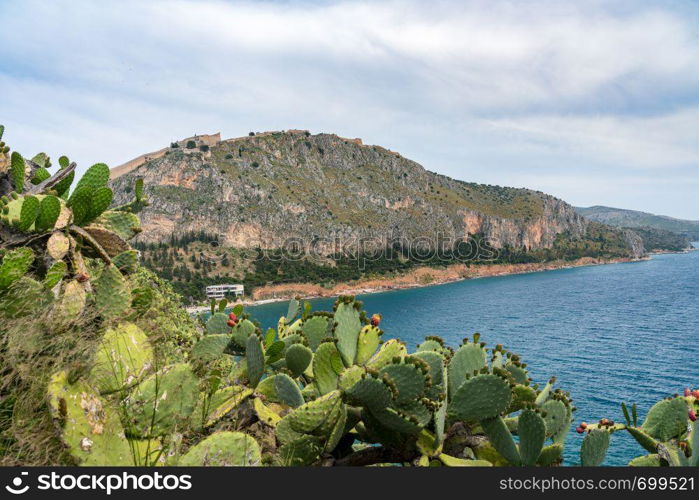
[246,248,699,466]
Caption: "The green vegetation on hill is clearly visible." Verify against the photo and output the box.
[577,206,699,241]
[136,226,636,303]
[624,227,692,253]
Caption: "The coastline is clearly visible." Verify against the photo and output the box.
[185,255,645,313]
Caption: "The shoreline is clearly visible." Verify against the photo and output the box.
[185,255,648,313]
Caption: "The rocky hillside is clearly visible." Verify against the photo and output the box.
[576,206,699,242]
[111,130,643,260]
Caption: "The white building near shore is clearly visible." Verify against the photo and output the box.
[205,284,244,300]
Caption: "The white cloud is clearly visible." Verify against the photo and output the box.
[0,0,697,217]
[485,108,699,169]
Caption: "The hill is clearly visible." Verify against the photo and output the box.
[110,130,645,301]
[576,206,699,242]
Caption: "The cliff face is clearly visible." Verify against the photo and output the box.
[110,130,642,258]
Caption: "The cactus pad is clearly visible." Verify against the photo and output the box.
[356,325,381,365]
[312,341,344,395]
[112,250,139,274]
[231,318,256,347]
[448,342,487,397]
[94,264,131,320]
[253,397,282,426]
[47,371,133,465]
[366,338,407,370]
[380,362,427,405]
[301,314,330,351]
[274,373,304,408]
[10,152,25,193]
[84,225,130,256]
[35,195,62,232]
[18,195,40,231]
[0,247,34,289]
[125,364,199,437]
[540,399,568,438]
[205,312,230,334]
[581,429,610,466]
[279,435,324,466]
[179,432,261,466]
[203,387,253,427]
[90,323,153,394]
[246,335,265,387]
[641,397,688,441]
[96,210,142,241]
[43,260,67,289]
[333,298,363,366]
[481,416,521,465]
[449,374,512,422]
[518,409,546,465]
[285,343,313,377]
[191,334,231,363]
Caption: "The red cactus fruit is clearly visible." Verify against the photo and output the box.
[576,426,584,434]
[689,410,697,422]
[227,319,237,327]
[228,312,238,322]
[370,314,381,327]
[580,422,588,429]
[684,388,692,397]
[693,390,699,399]
[600,418,609,426]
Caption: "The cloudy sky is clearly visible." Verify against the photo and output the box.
[1,0,698,218]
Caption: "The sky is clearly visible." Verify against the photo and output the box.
[1,0,698,219]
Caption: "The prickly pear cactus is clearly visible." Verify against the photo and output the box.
[579,390,699,466]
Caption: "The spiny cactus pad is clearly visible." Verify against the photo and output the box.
[47,371,133,465]
[94,264,131,320]
[203,387,254,427]
[356,325,381,365]
[231,318,256,347]
[43,260,67,289]
[540,399,569,438]
[641,398,688,441]
[246,334,265,387]
[581,429,610,466]
[285,343,313,378]
[366,338,406,370]
[481,416,521,465]
[274,373,304,408]
[95,210,142,240]
[0,247,33,289]
[312,341,344,395]
[112,250,139,274]
[518,409,546,465]
[449,374,512,422]
[125,364,199,437]
[90,323,153,394]
[191,334,230,363]
[301,314,330,351]
[179,432,261,466]
[205,312,230,334]
[333,298,363,366]
[448,342,487,397]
